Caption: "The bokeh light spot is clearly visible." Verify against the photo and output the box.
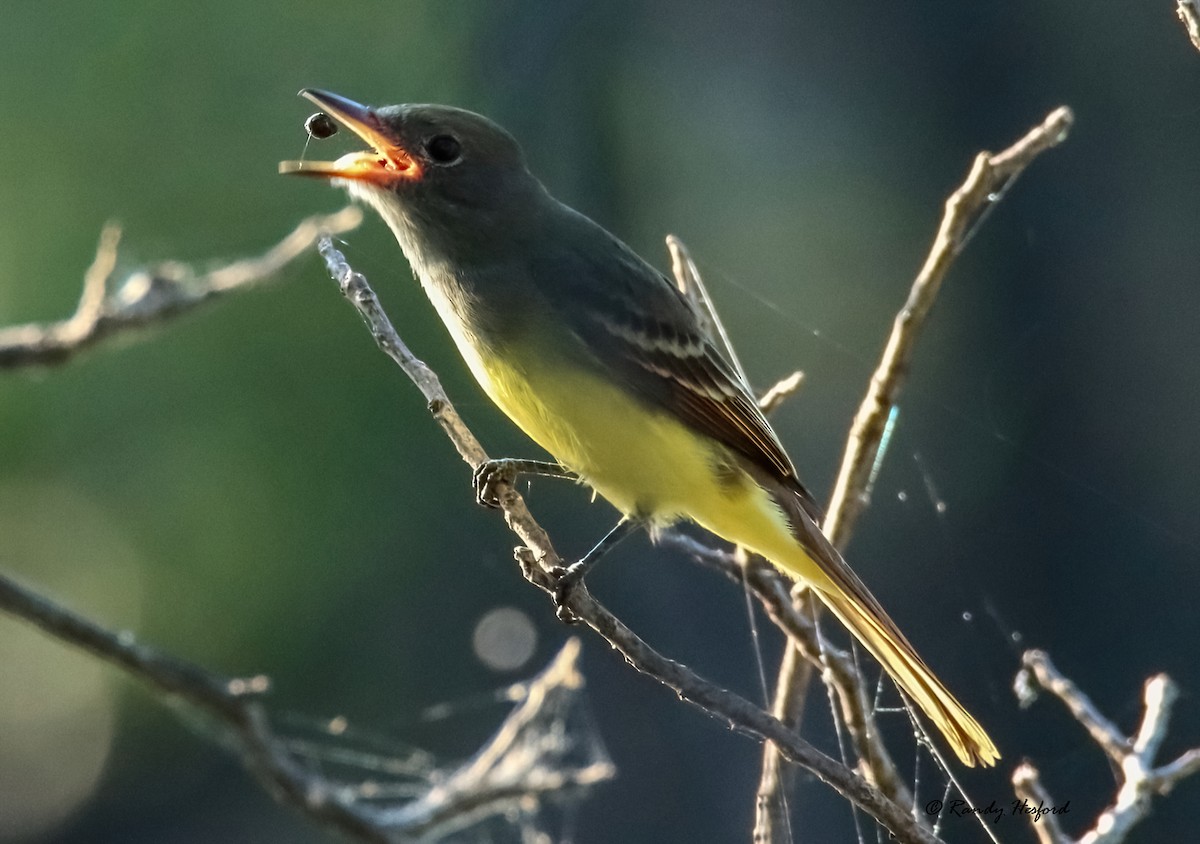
[0,481,144,841]
[471,606,537,672]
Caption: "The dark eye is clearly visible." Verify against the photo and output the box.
[425,134,462,164]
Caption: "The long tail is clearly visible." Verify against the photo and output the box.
[772,483,1000,767]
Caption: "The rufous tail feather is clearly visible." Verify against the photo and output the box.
[772,482,1000,767]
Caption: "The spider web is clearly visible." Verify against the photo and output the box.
[271,639,614,843]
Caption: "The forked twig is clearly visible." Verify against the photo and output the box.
[1013,650,1200,844]
[0,207,362,369]
[823,106,1074,543]
[755,105,1074,843]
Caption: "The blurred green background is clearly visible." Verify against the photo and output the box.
[2,2,1199,842]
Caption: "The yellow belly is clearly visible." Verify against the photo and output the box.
[469,347,818,581]
[482,352,715,519]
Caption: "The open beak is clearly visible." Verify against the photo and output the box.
[279,89,421,183]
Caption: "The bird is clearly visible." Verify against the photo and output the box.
[280,89,1000,767]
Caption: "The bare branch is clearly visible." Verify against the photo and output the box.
[823,105,1074,545]
[1179,0,1200,52]
[0,206,363,370]
[668,236,806,417]
[0,570,388,842]
[1016,650,1200,844]
[755,105,1074,843]
[317,236,945,844]
[1131,674,1175,760]
[659,239,907,833]
[0,567,612,843]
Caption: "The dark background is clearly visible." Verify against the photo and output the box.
[2,2,1198,842]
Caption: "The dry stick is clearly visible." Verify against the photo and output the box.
[753,105,1075,844]
[317,237,946,844]
[667,234,753,388]
[757,371,805,416]
[1179,0,1200,52]
[0,206,363,369]
[0,569,610,843]
[0,571,392,843]
[1014,650,1200,844]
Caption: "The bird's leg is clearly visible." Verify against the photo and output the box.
[472,458,577,508]
[552,517,639,623]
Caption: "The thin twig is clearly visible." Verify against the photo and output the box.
[754,105,1074,843]
[667,234,752,387]
[757,371,806,415]
[1015,650,1200,844]
[0,207,363,369]
[1011,763,1071,844]
[1179,0,1200,52]
[317,236,945,844]
[0,571,390,842]
[755,617,817,842]
[667,240,860,834]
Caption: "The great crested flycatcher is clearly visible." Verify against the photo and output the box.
[281,89,999,767]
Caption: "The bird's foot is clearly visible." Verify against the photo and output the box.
[473,458,575,508]
[473,459,518,508]
[550,562,588,624]
[513,549,585,624]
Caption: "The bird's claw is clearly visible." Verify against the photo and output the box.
[551,563,586,624]
[473,459,515,508]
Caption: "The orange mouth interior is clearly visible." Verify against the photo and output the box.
[279,89,422,184]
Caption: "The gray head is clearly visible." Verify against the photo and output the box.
[281,90,548,263]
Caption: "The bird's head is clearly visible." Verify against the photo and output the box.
[281,90,544,260]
